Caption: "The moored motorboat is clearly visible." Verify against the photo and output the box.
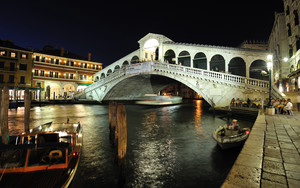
[0,120,82,188]
[212,120,250,150]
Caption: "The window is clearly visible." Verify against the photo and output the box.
[80,63,83,68]
[79,75,83,80]
[0,74,3,83]
[297,39,300,51]
[0,50,7,56]
[294,10,299,26]
[10,52,16,58]
[84,75,87,80]
[40,70,45,76]
[41,57,45,62]
[70,73,74,79]
[55,59,59,64]
[9,75,14,83]
[96,65,99,70]
[34,70,39,76]
[35,56,40,61]
[36,82,41,87]
[19,64,27,71]
[50,58,54,64]
[54,72,59,78]
[289,45,293,58]
[65,73,69,79]
[0,62,4,69]
[66,60,70,66]
[21,53,27,59]
[286,6,290,15]
[287,23,292,37]
[20,76,25,84]
[10,62,15,71]
[70,61,74,66]
[84,63,87,68]
[49,71,54,77]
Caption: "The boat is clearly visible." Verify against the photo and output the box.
[136,94,182,106]
[212,120,250,150]
[0,120,82,188]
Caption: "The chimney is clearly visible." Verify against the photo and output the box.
[88,53,92,61]
[60,47,64,57]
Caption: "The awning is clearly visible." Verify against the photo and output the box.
[77,83,91,86]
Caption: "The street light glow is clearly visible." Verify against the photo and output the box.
[267,55,273,61]
[267,61,273,70]
[283,57,289,62]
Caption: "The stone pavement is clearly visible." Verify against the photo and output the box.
[222,111,300,188]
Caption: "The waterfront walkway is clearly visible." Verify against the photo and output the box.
[222,111,300,188]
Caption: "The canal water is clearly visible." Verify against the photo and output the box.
[7,100,253,188]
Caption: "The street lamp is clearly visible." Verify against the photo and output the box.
[267,55,273,108]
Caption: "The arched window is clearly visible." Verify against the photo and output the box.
[250,60,268,80]
[228,57,246,76]
[164,50,176,64]
[100,73,105,79]
[131,56,139,64]
[114,65,120,72]
[178,51,190,67]
[122,61,129,68]
[106,69,112,76]
[193,52,207,70]
[294,10,299,26]
[210,55,225,72]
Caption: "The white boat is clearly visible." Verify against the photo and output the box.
[136,94,182,106]
[212,120,250,150]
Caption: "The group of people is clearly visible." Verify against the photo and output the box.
[230,97,293,115]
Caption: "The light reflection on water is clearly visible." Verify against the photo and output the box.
[6,101,253,188]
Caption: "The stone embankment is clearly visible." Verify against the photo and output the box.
[222,111,300,188]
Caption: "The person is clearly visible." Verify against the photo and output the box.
[284,98,293,115]
[247,98,251,107]
[230,98,235,106]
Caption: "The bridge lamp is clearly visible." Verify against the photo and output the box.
[283,57,289,62]
[267,55,273,108]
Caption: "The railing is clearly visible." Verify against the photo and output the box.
[86,62,283,98]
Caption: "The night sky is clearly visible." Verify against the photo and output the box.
[1,0,283,67]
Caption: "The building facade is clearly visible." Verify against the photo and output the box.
[32,47,102,100]
[0,40,33,101]
[283,0,300,91]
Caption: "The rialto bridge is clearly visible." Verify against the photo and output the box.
[82,33,283,107]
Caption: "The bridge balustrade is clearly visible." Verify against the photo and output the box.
[87,61,278,95]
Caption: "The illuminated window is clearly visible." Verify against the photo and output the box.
[0,50,6,56]
[21,53,27,59]
[35,56,40,61]
[10,52,16,58]
[54,72,59,78]
[70,73,74,79]
[41,57,45,62]
[65,73,69,79]
[50,58,54,64]
[40,70,45,76]
[66,60,70,66]
[71,61,74,66]
[49,71,53,77]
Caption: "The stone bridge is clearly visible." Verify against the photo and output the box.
[82,33,284,107]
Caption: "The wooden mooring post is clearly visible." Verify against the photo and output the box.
[24,88,31,132]
[109,101,127,166]
[1,86,9,144]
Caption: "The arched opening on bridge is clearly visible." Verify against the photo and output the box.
[107,69,112,76]
[122,61,129,68]
[250,60,268,81]
[178,51,191,67]
[164,50,176,64]
[131,56,139,64]
[144,39,159,61]
[95,76,99,82]
[100,73,105,79]
[228,57,246,76]
[193,52,207,70]
[114,65,120,72]
[210,55,225,72]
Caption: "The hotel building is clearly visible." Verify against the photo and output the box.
[32,46,102,100]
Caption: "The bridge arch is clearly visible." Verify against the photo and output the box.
[229,57,246,76]
[178,51,191,67]
[164,49,176,64]
[122,61,129,68]
[193,52,207,70]
[210,54,225,72]
[114,65,120,72]
[131,56,139,64]
[250,60,268,81]
[106,69,112,76]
